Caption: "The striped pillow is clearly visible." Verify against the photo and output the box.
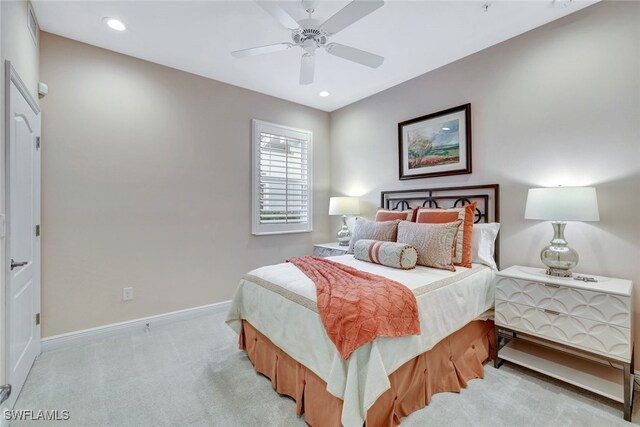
[354,240,418,270]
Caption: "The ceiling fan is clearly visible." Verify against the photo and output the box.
[231,0,385,85]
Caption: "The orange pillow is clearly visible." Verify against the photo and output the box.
[416,202,476,268]
[375,208,415,222]
[415,210,459,224]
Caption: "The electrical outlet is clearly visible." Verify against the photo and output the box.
[122,287,134,301]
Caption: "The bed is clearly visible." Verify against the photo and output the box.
[227,185,500,426]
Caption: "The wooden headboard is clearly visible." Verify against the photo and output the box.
[380,184,500,267]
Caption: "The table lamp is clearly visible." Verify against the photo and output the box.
[524,186,599,277]
[329,197,360,246]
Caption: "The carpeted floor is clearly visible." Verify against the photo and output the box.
[12,311,639,426]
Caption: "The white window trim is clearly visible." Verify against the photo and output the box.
[252,119,313,236]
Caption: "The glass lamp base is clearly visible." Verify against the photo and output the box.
[336,215,351,246]
[541,222,578,278]
[337,233,351,246]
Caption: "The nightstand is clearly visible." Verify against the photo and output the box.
[313,242,348,257]
[494,265,634,420]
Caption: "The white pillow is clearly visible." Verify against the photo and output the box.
[472,223,500,269]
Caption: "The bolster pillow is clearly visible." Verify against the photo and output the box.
[354,239,418,270]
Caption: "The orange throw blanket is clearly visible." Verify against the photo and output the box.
[287,256,421,360]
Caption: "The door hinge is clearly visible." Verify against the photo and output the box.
[35,313,41,325]
[35,136,41,150]
[35,224,40,236]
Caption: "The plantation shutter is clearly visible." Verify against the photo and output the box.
[252,120,312,235]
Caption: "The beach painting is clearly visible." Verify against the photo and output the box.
[398,104,472,179]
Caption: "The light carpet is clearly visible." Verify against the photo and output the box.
[12,311,638,426]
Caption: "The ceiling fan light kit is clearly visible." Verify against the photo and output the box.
[231,0,385,85]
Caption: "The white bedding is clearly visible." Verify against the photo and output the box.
[226,255,495,427]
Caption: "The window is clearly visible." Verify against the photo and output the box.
[28,5,38,44]
[252,119,312,235]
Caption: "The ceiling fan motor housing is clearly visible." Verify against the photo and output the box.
[292,20,327,49]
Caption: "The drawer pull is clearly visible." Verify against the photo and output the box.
[544,284,560,289]
[543,309,561,316]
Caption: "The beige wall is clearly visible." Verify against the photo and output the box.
[330,2,640,361]
[39,33,331,337]
[1,0,40,408]
[1,0,39,99]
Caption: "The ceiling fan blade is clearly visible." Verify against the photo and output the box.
[300,53,315,85]
[256,1,300,30]
[325,43,384,68]
[231,42,293,58]
[320,0,384,36]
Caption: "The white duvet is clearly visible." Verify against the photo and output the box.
[226,255,495,427]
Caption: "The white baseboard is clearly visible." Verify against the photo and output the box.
[41,300,231,352]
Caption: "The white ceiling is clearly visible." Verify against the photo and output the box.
[32,0,597,112]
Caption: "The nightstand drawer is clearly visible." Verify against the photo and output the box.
[495,300,631,361]
[495,277,631,327]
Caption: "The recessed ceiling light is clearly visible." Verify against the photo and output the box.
[104,17,126,31]
[319,91,330,97]
[442,127,450,131]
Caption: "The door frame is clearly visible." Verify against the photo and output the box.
[4,61,41,408]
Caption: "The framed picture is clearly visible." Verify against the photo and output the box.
[398,104,471,180]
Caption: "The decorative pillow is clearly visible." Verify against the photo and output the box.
[375,208,415,222]
[472,222,500,269]
[354,239,418,270]
[416,202,476,268]
[347,218,400,254]
[396,220,462,271]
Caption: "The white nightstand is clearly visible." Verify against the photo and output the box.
[494,265,634,420]
[313,242,348,257]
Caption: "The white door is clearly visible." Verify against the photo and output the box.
[5,63,41,409]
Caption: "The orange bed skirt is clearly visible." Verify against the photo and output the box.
[239,319,495,426]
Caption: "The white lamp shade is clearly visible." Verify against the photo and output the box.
[524,187,600,221]
[329,197,360,215]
